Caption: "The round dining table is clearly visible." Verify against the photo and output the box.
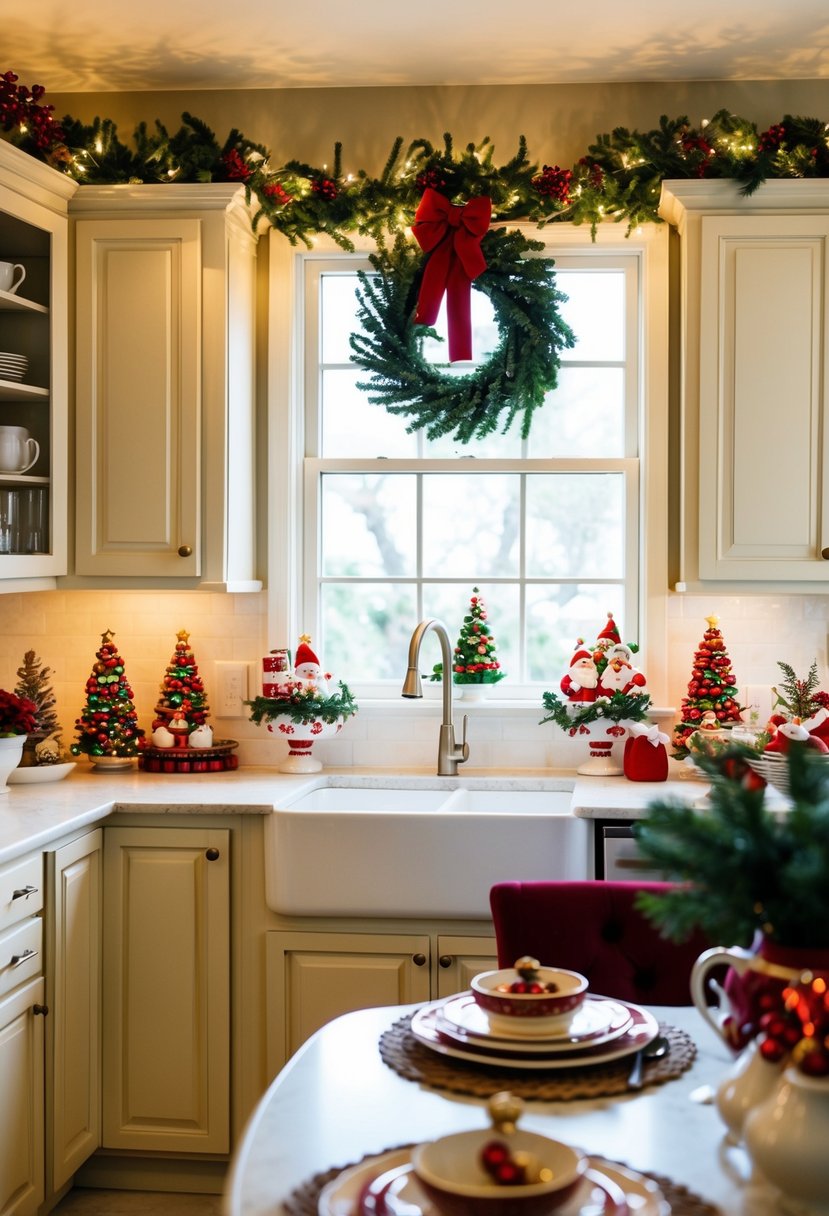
[224,1001,788,1216]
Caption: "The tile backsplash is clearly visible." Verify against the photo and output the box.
[0,588,826,770]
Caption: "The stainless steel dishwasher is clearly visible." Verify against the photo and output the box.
[595,820,673,881]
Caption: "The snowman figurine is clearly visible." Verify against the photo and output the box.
[293,636,330,696]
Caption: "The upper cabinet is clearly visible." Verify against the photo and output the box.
[70,184,262,590]
[660,181,829,587]
[0,141,76,589]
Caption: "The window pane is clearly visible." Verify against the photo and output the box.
[420,292,499,365]
[321,274,365,363]
[321,370,417,457]
[526,585,627,682]
[422,582,519,684]
[321,583,418,679]
[526,368,625,458]
[422,474,520,577]
[526,474,624,579]
[321,474,417,576]
[556,270,625,362]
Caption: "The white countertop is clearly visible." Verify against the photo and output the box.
[0,762,713,865]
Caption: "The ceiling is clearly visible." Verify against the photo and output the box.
[6,0,829,93]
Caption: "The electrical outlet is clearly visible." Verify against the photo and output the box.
[215,661,249,718]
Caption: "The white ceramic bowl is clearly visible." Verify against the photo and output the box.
[471,967,588,1035]
[412,1128,586,1216]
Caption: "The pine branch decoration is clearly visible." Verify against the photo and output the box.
[14,649,61,737]
[773,660,822,719]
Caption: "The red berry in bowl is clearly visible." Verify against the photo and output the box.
[480,1141,510,1175]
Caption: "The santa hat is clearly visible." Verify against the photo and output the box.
[294,638,321,669]
[596,613,621,645]
[569,648,593,669]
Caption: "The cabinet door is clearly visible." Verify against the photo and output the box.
[46,829,102,1192]
[74,218,201,577]
[0,976,45,1216]
[0,141,73,583]
[102,827,229,1153]
[435,934,497,1000]
[265,930,431,1075]
[698,213,829,580]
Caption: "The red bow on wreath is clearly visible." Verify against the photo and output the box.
[411,188,491,363]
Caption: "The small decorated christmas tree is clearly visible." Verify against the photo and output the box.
[71,629,144,759]
[14,649,61,738]
[430,588,506,686]
[14,649,64,765]
[672,615,743,757]
[152,629,210,735]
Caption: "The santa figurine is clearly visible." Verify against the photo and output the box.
[560,646,600,703]
[293,635,330,695]
[597,643,648,697]
[765,718,829,755]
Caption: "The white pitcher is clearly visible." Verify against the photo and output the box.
[0,425,39,474]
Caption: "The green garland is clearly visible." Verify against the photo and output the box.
[246,681,358,727]
[350,230,575,442]
[539,689,652,729]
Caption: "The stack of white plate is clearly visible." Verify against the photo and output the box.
[0,352,28,382]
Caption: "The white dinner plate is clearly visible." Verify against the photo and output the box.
[410,1000,659,1069]
[438,993,633,1051]
[7,761,76,784]
[318,1147,669,1216]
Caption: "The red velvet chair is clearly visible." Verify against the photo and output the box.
[490,880,711,1006]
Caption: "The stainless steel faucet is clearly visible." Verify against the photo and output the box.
[402,618,470,776]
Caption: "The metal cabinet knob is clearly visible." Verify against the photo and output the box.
[439,955,453,969]
[33,1004,49,1016]
[178,545,193,558]
[412,953,427,967]
[822,547,829,560]
[205,848,220,861]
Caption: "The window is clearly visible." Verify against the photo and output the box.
[296,235,647,696]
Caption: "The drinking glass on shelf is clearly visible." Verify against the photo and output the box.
[20,486,48,553]
[0,488,19,553]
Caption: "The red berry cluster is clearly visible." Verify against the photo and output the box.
[758,124,786,154]
[757,973,829,1077]
[577,157,604,189]
[480,1140,527,1186]
[263,181,293,207]
[531,164,573,204]
[680,133,716,177]
[0,688,37,735]
[496,957,559,995]
[221,148,252,182]
[416,168,449,194]
[0,71,64,151]
[311,176,338,200]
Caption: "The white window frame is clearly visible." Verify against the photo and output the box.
[266,222,671,704]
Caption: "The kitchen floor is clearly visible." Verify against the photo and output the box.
[50,1190,223,1214]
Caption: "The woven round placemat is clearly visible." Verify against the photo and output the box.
[281,1145,720,1216]
[378,1015,695,1100]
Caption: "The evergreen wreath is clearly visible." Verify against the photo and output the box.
[246,681,358,727]
[350,229,576,442]
[539,688,652,729]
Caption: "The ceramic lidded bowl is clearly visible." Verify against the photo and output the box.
[411,1093,586,1216]
[471,958,588,1035]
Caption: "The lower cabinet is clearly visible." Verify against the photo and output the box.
[101,826,230,1155]
[0,977,46,1216]
[266,928,497,1074]
[45,829,102,1194]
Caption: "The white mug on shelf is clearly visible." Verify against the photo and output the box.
[0,261,26,295]
[0,425,40,474]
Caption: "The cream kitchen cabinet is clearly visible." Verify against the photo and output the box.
[660,180,829,587]
[44,829,102,1195]
[0,850,46,1216]
[0,140,75,589]
[101,826,230,1155]
[265,927,496,1073]
[71,184,261,589]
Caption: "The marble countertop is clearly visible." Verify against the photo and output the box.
[0,762,716,865]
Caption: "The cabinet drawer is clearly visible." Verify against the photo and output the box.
[0,915,42,997]
[0,852,43,932]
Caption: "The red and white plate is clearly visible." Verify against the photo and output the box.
[437,993,633,1052]
[410,998,659,1070]
[317,1147,670,1216]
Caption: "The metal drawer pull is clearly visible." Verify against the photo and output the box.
[12,885,38,900]
[412,953,427,967]
[205,848,220,861]
[33,1004,48,1016]
[10,948,38,967]
[439,955,453,968]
